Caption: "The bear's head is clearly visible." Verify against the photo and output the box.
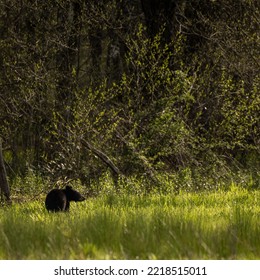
[65,185,85,202]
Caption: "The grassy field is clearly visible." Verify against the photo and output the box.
[1,185,260,259]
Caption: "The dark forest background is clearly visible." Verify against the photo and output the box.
[0,0,259,192]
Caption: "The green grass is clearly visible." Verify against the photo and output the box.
[1,185,260,259]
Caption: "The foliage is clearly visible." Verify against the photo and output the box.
[0,0,259,190]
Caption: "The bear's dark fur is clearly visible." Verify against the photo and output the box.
[45,185,85,212]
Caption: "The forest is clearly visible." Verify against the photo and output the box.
[0,0,259,196]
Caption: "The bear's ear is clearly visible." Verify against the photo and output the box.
[65,185,72,191]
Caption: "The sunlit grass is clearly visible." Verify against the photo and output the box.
[1,186,260,259]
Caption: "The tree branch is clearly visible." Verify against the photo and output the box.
[81,138,121,177]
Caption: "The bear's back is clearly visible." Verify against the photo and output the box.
[45,189,67,212]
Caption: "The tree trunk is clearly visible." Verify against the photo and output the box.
[0,138,11,203]
[140,0,176,41]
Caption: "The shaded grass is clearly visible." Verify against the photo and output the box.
[1,186,260,259]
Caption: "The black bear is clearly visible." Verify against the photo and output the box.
[45,185,85,212]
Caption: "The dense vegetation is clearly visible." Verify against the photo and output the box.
[0,0,259,193]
